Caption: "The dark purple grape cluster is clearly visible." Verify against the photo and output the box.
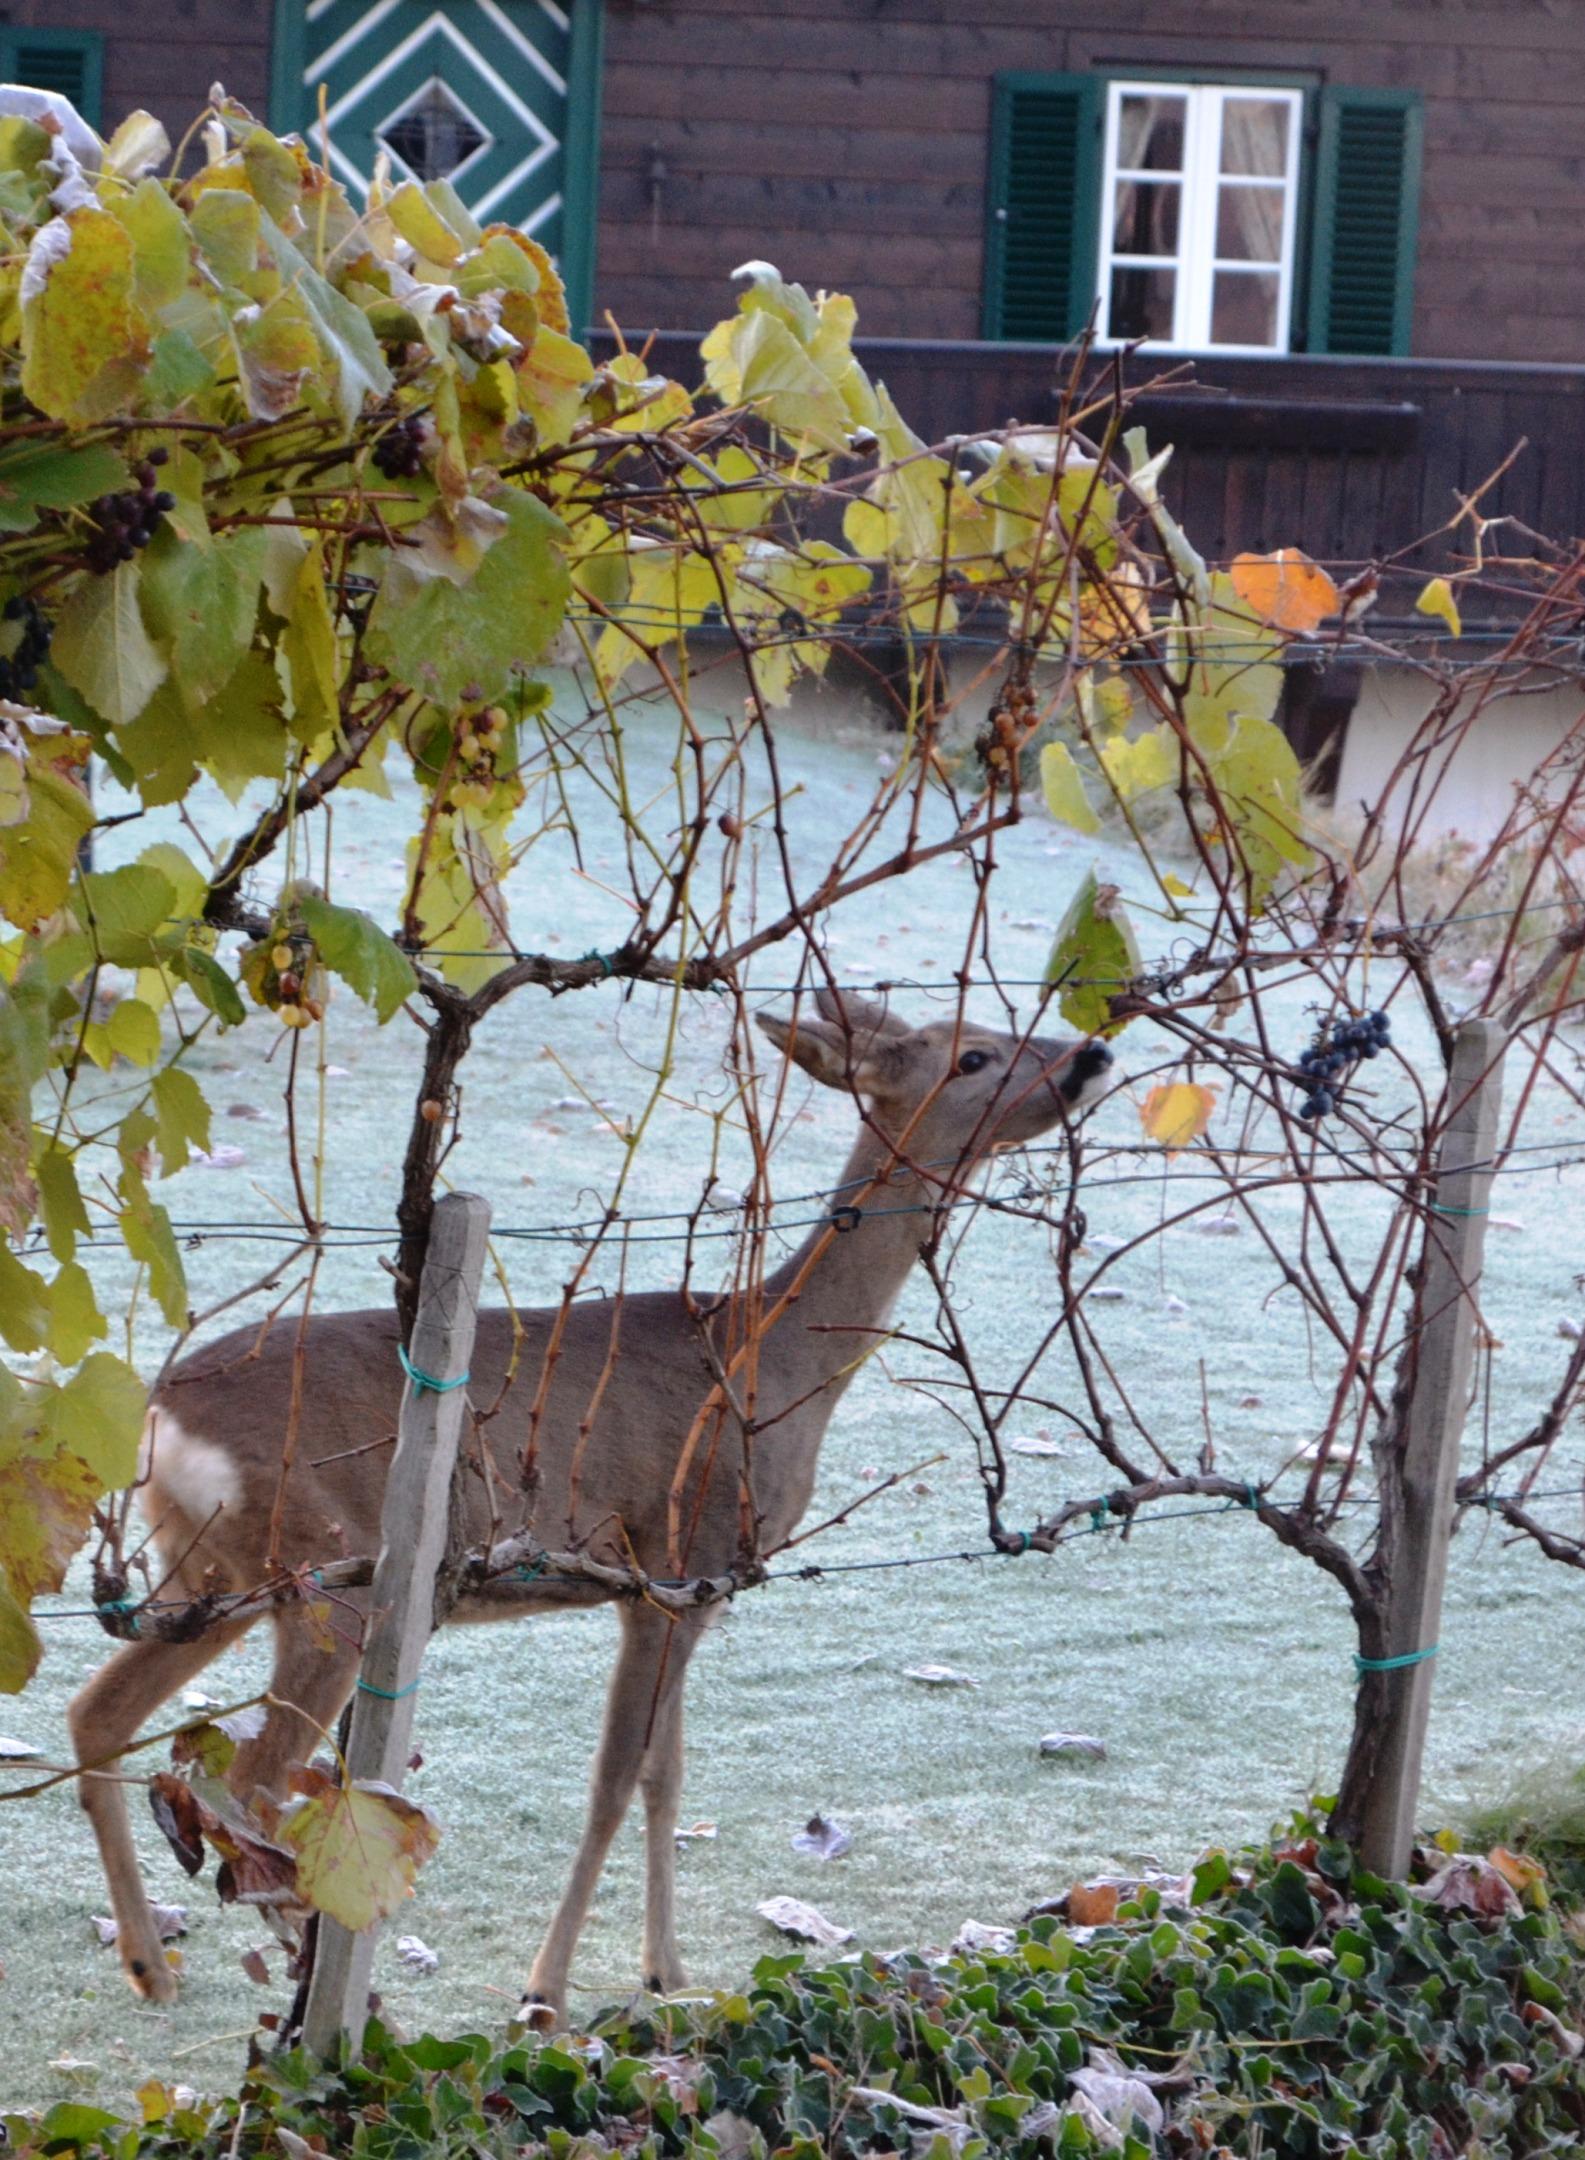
[83,448,174,575]
[372,414,426,479]
[1296,1009,1392,1121]
[0,593,51,698]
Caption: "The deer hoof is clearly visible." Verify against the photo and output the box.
[125,1951,179,2004]
[517,1993,561,2034]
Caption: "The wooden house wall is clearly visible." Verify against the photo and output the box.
[598,0,1585,362]
[2,0,272,134]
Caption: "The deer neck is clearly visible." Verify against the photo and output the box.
[760,1122,940,1399]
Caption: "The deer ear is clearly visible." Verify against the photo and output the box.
[756,1011,850,1089]
[813,986,912,1038]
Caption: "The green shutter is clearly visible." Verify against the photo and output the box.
[983,73,1101,343]
[1306,88,1422,356]
[4,31,104,128]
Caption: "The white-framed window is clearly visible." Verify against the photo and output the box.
[1096,81,1304,355]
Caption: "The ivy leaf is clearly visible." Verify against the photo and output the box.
[280,1778,442,1930]
[365,489,569,709]
[150,1066,212,1176]
[53,561,169,728]
[39,1353,146,1489]
[1039,741,1100,835]
[0,441,132,534]
[299,897,416,1023]
[1044,870,1141,1039]
[20,207,147,425]
[0,762,94,930]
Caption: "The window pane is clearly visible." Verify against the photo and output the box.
[1117,94,1186,172]
[1215,183,1284,262]
[1110,266,1176,340]
[1211,270,1280,347]
[1113,179,1180,256]
[1220,97,1290,177]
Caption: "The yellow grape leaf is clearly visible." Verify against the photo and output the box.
[0,1570,38,1693]
[1228,549,1339,633]
[280,1778,441,1930]
[1039,741,1100,834]
[1162,874,1194,898]
[0,1430,102,1602]
[107,997,162,1068]
[1098,725,1178,802]
[1416,576,1461,637]
[20,207,147,425]
[1140,1081,1218,1156]
[1044,870,1141,1038]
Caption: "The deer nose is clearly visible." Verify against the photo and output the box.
[1038,1035,1114,1104]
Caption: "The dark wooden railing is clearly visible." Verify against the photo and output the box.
[591,332,1585,572]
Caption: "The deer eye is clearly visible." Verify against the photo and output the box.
[957,1048,993,1075]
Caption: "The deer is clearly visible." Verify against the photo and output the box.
[68,990,1113,2023]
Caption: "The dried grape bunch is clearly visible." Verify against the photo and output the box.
[0,594,52,698]
[1296,1009,1391,1122]
[83,448,174,575]
[371,414,426,480]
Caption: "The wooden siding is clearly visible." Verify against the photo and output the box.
[588,330,1585,567]
[598,0,1585,363]
[2,1,271,136]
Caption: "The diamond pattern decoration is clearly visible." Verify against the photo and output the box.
[301,2,571,243]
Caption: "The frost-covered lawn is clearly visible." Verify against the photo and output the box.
[4,687,1584,2111]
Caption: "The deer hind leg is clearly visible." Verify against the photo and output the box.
[68,1618,254,2003]
[524,1604,707,2026]
[229,1603,366,1811]
[639,1612,712,1996]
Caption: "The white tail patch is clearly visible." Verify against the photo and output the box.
[139,1411,243,1523]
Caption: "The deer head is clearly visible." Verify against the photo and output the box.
[756,986,1113,1172]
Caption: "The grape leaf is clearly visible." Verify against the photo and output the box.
[0,1243,50,1351]
[106,997,162,1068]
[1040,741,1100,835]
[39,1353,146,1489]
[76,863,177,967]
[0,1421,102,1597]
[53,560,169,728]
[299,897,416,1023]
[0,442,132,534]
[280,1778,441,1930]
[0,762,94,930]
[150,1066,211,1176]
[170,947,246,1028]
[1416,576,1462,637]
[1044,870,1141,1039]
[140,526,266,712]
[118,1168,186,1328]
[34,1143,89,1265]
[1140,1082,1218,1156]
[0,1571,38,1693]
[20,207,147,426]
[46,1259,107,1365]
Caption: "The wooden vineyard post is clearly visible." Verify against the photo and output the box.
[1358,1019,1506,1877]
[302,1191,491,2056]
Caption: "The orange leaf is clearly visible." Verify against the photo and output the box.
[1229,548,1340,632]
[1067,1881,1120,1926]
[1489,1846,1546,1896]
[1140,1081,1217,1156]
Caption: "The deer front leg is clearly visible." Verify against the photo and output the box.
[639,1609,714,1995]
[524,1606,702,2026]
[68,1622,252,2002]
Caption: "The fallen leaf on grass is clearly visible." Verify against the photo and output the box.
[674,1819,718,1843]
[1417,1854,1519,1916]
[756,1895,853,1947]
[0,1734,41,1758]
[791,1811,852,1860]
[952,1919,1015,1955]
[1066,1881,1121,1926]
[1039,1732,1108,1761]
[902,1664,977,1688]
[91,1901,187,1947]
[240,1947,271,1985]
[1008,1431,1067,1458]
[396,1932,440,1973]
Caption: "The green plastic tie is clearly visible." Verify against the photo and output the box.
[1089,1498,1111,1534]
[1354,1643,1439,1678]
[96,1597,141,1638]
[399,1343,470,1396]
[581,949,614,979]
[514,1558,547,1583]
[357,1674,421,1701]
[1004,1530,1032,1556]
[1429,1202,1488,1217]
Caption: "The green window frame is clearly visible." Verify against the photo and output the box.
[2,29,104,129]
[984,70,1421,358]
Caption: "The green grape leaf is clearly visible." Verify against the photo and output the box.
[119,1168,186,1328]
[365,488,569,709]
[140,525,266,712]
[233,288,321,424]
[1098,726,1180,804]
[150,1066,212,1176]
[0,1243,50,1352]
[189,188,261,287]
[279,541,341,743]
[299,897,416,1023]
[75,862,177,967]
[117,174,191,310]
[0,1570,39,1693]
[106,997,162,1068]
[261,213,391,429]
[170,947,246,1028]
[0,441,132,534]
[108,679,200,808]
[53,560,169,728]
[47,1261,108,1366]
[20,206,147,425]
[1044,869,1141,1039]
[1202,714,1313,911]
[194,646,288,802]
[0,762,94,930]
[280,1778,442,1930]
[39,1353,146,1489]
[34,1143,89,1265]
[1040,742,1101,835]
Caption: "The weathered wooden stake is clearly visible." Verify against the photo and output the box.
[1359,1019,1506,1877]
[302,1190,491,2056]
